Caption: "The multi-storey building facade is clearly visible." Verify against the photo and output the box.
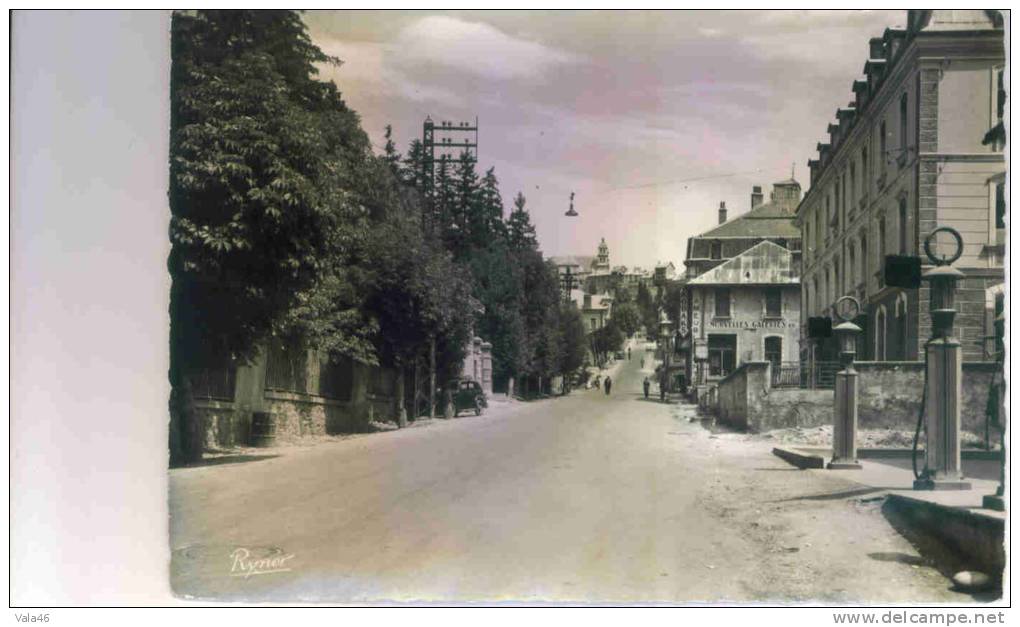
[797,10,1005,365]
[681,180,803,396]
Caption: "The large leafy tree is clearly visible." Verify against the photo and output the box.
[169,10,374,463]
[611,301,642,338]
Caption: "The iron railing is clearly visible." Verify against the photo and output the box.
[770,362,801,388]
[769,361,840,390]
[189,365,237,401]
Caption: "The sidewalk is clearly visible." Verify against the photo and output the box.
[773,444,1006,578]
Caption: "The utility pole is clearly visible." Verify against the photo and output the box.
[421,116,479,417]
[560,266,578,304]
[422,116,479,233]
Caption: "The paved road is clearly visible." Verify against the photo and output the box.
[170,342,971,604]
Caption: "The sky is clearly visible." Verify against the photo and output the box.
[303,10,906,269]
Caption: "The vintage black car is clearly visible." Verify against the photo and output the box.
[444,378,487,417]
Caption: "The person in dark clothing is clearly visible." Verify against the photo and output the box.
[604,376,612,395]
[643,377,650,399]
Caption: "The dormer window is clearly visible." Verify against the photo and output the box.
[710,241,722,260]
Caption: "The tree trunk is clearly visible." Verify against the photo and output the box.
[169,376,203,466]
[429,337,436,419]
[396,368,408,428]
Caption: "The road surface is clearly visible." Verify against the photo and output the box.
[170,342,971,604]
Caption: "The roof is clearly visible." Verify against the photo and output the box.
[693,200,800,239]
[550,255,595,270]
[688,241,799,286]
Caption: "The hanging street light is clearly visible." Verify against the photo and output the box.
[565,191,579,217]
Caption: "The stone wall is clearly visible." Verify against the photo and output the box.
[717,361,832,432]
[714,359,1001,435]
[752,388,833,432]
[193,349,397,452]
[856,361,999,433]
[716,365,750,429]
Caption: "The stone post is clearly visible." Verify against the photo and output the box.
[829,296,862,470]
[914,227,970,490]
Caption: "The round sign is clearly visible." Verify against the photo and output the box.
[834,295,861,323]
[923,226,964,266]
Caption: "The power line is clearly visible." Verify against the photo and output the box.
[608,168,766,191]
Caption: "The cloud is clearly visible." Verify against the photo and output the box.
[315,39,461,107]
[395,15,582,80]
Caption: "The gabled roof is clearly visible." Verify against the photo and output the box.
[693,200,800,239]
[550,255,595,270]
[688,241,799,286]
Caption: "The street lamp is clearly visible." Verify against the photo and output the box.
[565,191,579,217]
[659,310,674,402]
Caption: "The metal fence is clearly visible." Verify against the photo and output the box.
[265,343,307,393]
[189,364,237,401]
[770,362,801,388]
[770,361,840,390]
[318,356,353,401]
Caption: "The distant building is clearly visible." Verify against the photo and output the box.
[580,292,613,332]
[797,9,1005,365]
[461,336,493,396]
[550,254,595,296]
[681,181,803,398]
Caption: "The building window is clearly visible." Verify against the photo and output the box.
[878,216,887,287]
[879,121,887,174]
[898,197,909,254]
[812,277,819,313]
[805,222,811,258]
[834,258,841,296]
[764,337,783,369]
[996,181,1006,229]
[708,334,737,377]
[714,288,731,318]
[899,93,908,152]
[710,241,722,260]
[848,245,856,289]
[764,287,782,318]
[850,163,856,209]
[861,147,868,194]
[860,234,868,287]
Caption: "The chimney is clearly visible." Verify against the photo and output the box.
[718,201,727,224]
[751,185,763,208]
[869,37,884,59]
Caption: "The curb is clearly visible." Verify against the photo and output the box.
[772,446,825,469]
[772,446,1001,462]
[884,493,1006,577]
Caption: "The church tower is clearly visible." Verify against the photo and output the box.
[594,237,610,272]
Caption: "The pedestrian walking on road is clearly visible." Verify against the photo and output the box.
[643,377,650,399]
[627,347,632,360]
[604,376,612,396]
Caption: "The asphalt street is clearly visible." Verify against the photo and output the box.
[170,342,971,604]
